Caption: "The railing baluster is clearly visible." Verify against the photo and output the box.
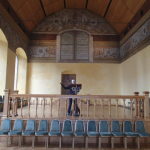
[50,98,52,117]
[109,99,111,118]
[12,98,15,118]
[94,99,96,118]
[35,98,38,118]
[123,99,126,119]
[58,98,60,118]
[20,98,23,118]
[102,99,104,118]
[43,98,45,118]
[116,99,119,119]
[130,99,133,119]
[87,99,89,118]
[80,99,82,117]
[28,97,30,118]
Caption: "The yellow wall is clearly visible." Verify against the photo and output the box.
[5,48,16,91]
[27,63,120,94]
[0,29,8,95]
[120,45,150,94]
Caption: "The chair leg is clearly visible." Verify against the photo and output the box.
[59,136,61,148]
[86,137,88,149]
[111,137,114,149]
[99,137,101,149]
[18,136,21,147]
[72,136,74,149]
[32,136,35,148]
[124,137,127,149]
[45,136,48,148]
[137,137,140,149]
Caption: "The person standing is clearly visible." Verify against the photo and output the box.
[60,79,80,116]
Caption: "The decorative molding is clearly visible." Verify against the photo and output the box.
[33,9,117,35]
[29,45,56,59]
[94,47,120,60]
[0,13,28,52]
[120,18,150,59]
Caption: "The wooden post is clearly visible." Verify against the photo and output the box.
[134,92,139,117]
[2,89,10,118]
[13,90,19,117]
[143,91,150,118]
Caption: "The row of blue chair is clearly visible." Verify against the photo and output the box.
[0,119,149,149]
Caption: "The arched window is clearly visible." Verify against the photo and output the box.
[0,29,8,95]
[14,48,27,94]
[14,55,19,90]
[60,30,89,61]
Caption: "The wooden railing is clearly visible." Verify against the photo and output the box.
[2,90,150,120]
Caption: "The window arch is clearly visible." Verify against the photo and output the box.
[60,30,89,62]
[14,48,27,94]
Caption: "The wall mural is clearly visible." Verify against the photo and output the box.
[94,47,119,59]
[120,18,150,59]
[30,45,56,58]
[0,13,28,52]
[33,9,117,35]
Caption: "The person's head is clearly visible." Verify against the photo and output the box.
[71,79,75,84]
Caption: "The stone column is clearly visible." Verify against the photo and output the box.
[143,91,150,118]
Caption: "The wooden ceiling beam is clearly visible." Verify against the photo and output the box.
[64,0,66,8]
[85,0,88,9]
[103,0,112,17]
[0,0,30,36]
[39,0,47,17]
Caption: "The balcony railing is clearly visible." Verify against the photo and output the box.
[2,90,150,120]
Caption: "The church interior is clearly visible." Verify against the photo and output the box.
[0,0,150,149]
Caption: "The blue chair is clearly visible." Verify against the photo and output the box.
[86,120,99,148]
[99,120,112,148]
[111,120,124,148]
[49,120,61,148]
[124,120,139,149]
[135,121,150,148]
[74,120,86,147]
[0,119,11,146]
[61,119,74,148]
[8,119,23,146]
[35,120,48,148]
[22,120,36,147]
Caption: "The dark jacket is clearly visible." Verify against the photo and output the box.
[61,83,77,95]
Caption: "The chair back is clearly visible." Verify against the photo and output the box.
[75,120,84,132]
[25,120,35,131]
[124,121,132,132]
[38,120,48,131]
[135,121,145,133]
[99,120,109,132]
[88,120,97,132]
[112,120,120,132]
[0,119,11,131]
[50,120,60,132]
[13,119,23,131]
[63,119,72,132]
